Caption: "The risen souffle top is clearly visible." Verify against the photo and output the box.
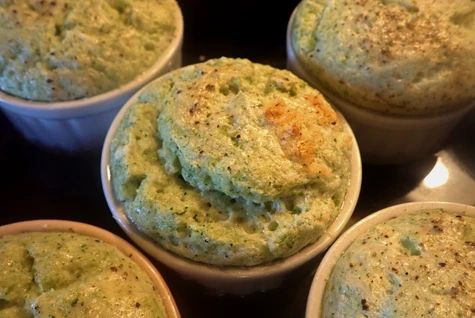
[110,58,353,266]
[322,209,475,317]
[0,0,178,102]
[0,232,166,317]
[292,0,475,115]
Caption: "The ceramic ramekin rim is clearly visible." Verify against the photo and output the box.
[286,5,475,123]
[0,219,180,318]
[0,1,184,118]
[100,61,362,285]
[305,201,475,318]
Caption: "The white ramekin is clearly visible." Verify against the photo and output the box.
[100,72,362,295]
[0,219,180,318]
[0,4,183,152]
[305,201,475,318]
[286,6,475,164]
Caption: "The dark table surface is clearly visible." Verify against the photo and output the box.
[1,1,474,317]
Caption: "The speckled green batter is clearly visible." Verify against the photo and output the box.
[291,0,475,115]
[322,209,475,317]
[0,0,179,101]
[0,232,166,318]
[110,58,352,266]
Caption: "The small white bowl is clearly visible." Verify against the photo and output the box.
[0,4,183,152]
[306,201,475,318]
[100,74,362,295]
[0,219,180,318]
[286,6,475,164]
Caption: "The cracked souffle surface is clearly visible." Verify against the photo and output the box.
[322,209,475,318]
[0,0,178,102]
[110,58,352,266]
[0,232,166,318]
[291,0,475,115]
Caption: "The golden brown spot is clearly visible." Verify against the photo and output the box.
[264,100,333,178]
[305,95,338,125]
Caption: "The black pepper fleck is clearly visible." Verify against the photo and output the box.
[361,298,369,311]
